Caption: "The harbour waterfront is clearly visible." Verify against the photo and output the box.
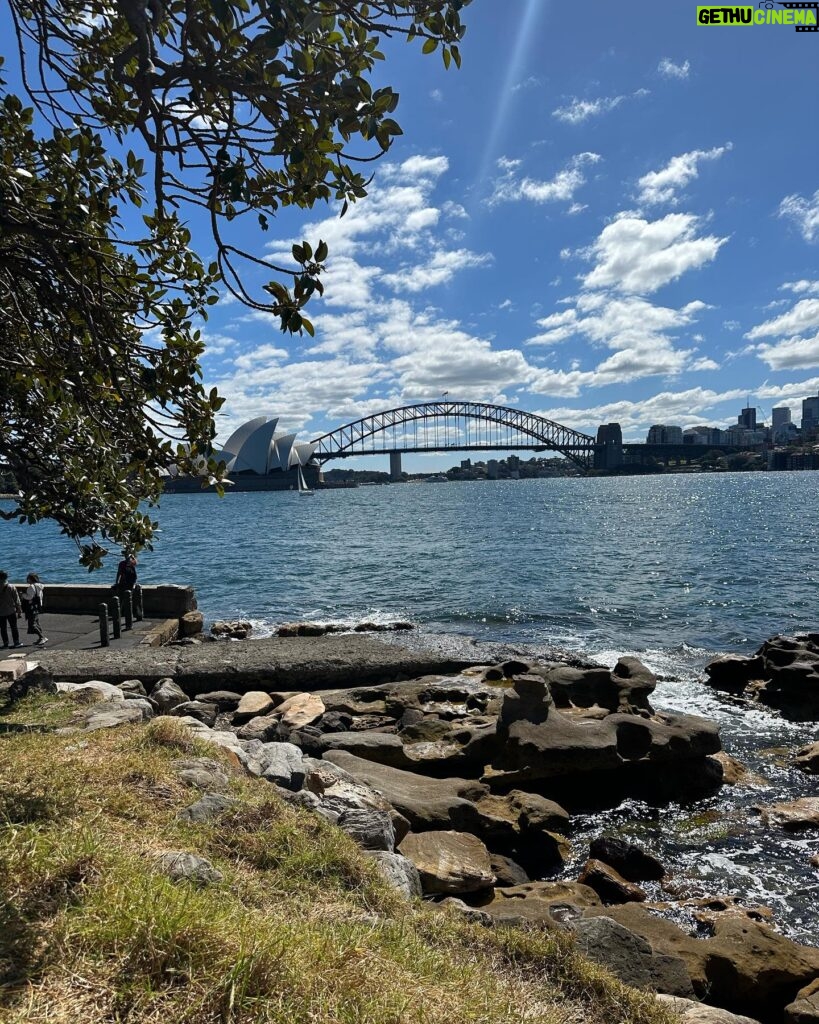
[3,471,819,939]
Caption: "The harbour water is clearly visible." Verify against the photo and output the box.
[2,472,819,938]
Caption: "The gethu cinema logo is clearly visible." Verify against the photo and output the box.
[697,2,818,28]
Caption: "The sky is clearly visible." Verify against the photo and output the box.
[20,1,819,471]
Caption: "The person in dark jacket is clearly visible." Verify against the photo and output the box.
[22,573,46,646]
[114,554,138,591]
[0,570,23,648]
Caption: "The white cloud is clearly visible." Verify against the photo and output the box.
[582,212,728,294]
[430,88,443,102]
[381,248,492,293]
[755,333,819,370]
[552,96,622,124]
[781,279,819,295]
[657,58,691,80]
[745,299,819,340]
[512,76,541,93]
[637,144,732,206]
[723,320,741,331]
[746,296,819,370]
[488,152,601,207]
[778,189,819,243]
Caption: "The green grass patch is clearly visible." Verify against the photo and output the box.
[0,710,677,1024]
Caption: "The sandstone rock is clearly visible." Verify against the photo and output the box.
[588,835,665,881]
[481,881,601,927]
[210,620,252,640]
[234,691,275,723]
[610,656,657,711]
[314,731,411,768]
[756,797,819,831]
[170,701,218,727]
[337,807,395,851]
[180,611,204,637]
[657,995,762,1023]
[236,712,281,742]
[489,854,530,887]
[277,692,325,730]
[571,917,693,997]
[150,678,189,714]
[57,680,125,703]
[277,622,326,637]
[14,664,56,693]
[259,741,306,791]
[59,699,153,733]
[177,793,237,822]
[119,679,148,697]
[154,851,223,885]
[303,757,410,844]
[795,743,819,774]
[704,654,766,694]
[196,690,243,710]
[708,751,769,787]
[437,898,493,927]
[577,859,647,904]
[785,977,819,1022]
[367,851,422,900]
[398,830,495,894]
[322,751,491,836]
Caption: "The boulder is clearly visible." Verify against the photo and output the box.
[785,977,819,1022]
[314,731,411,768]
[154,851,223,885]
[277,692,326,730]
[210,620,252,640]
[303,757,410,844]
[321,751,491,836]
[610,656,657,711]
[657,995,762,1023]
[59,699,153,733]
[180,610,204,637]
[119,679,148,697]
[170,701,218,727]
[150,677,189,714]
[756,797,819,831]
[588,835,665,881]
[571,917,693,997]
[366,851,422,900]
[259,741,306,791]
[234,691,276,723]
[277,621,326,637]
[337,807,395,852]
[236,712,281,742]
[795,743,819,775]
[196,690,242,710]
[57,680,125,703]
[489,854,530,887]
[577,859,647,904]
[171,758,231,792]
[398,831,495,895]
[437,897,494,927]
[480,881,601,927]
[177,793,237,823]
[704,654,766,694]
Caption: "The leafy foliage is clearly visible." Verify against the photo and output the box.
[0,1,469,565]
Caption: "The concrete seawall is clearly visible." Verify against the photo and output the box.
[11,583,196,618]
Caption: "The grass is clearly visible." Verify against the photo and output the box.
[0,696,678,1024]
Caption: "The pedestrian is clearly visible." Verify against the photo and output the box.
[114,553,138,592]
[0,570,23,649]
[22,573,47,646]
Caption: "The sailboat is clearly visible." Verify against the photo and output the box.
[297,463,314,495]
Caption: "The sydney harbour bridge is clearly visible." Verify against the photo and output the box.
[309,401,753,478]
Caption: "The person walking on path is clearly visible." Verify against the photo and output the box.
[114,553,138,592]
[22,573,47,646]
[0,571,23,649]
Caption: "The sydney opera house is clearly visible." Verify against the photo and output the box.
[163,416,321,492]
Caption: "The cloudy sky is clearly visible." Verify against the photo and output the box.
[200,1,819,468]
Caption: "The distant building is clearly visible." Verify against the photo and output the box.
[647,424,683,444]
[803,393,819,435]
[487,459,499,479]
[738,405,757,431]
[460,458,471,469]
[596,422,623,445]
[772,406,792,442]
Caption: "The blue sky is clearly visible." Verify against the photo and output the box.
[19,2,819,471]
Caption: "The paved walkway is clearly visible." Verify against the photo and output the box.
[3,612,165,652]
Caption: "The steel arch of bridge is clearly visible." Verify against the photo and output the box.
[311,402,596,471]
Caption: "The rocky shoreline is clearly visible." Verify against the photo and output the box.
[8,627,819,1023]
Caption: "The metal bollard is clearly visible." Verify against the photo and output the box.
[123,590,133,630]
[133,584,143,621]
[98,603,109,647]
[110,597,121,639]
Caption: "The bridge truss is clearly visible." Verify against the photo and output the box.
[311,401,596,471]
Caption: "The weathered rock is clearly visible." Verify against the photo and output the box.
[795,743,819,775]
[571,917,693,997]
[489,854,530,887]
[657,995,762,1023]
[704,654,766,694]
[233,691,276,723]
[171,757,231,792]
[756,797,819,831]
[277,622,326,637]
[337,807,395,851]
[119,679,148,697]
[709,751,769,787]
[236,712,281,742]
[57,680,125,703]
[577,859,647,904]
[316,710,354,733]
[398,831,495,894]
[170,700,218,727]
[211,619,252,639]
[196,690,242,710]
[154,851,223,885]
[180,610,204,637]
[277,692,325,730]
[177,793,237,822]
[367,851,422,900]
[314,731,411,767]
[588,835,665,881]
[437,898,494,927]
[321,751,491,836]
[259,741,306,791]
[14,664,57,693]
[303,757,410,844]
[150,677,189,714]
[59,698,153,733]
[785,977,819,1022]
[480,881,601,927]
[610,656,657,711]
